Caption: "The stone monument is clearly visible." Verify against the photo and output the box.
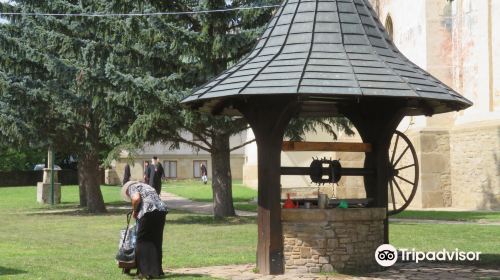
[37,148,61,204]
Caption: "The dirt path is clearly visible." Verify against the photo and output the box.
[160,192,257,217]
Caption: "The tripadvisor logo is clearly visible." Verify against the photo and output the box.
[375,244,398,267]
[375,244,481,267]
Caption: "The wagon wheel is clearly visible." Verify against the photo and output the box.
[387,130,419,215]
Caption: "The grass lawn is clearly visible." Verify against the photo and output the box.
[1,184,499,279]
[163,180,258,212]
[390,222,500,265]
[0,185,255,279]
[393,210,500,222]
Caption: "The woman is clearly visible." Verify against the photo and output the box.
[121,181,167,278]
[200,163,208,185]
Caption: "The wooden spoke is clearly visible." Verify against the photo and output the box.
[390,134,399,165]
[389,180,396,211]
[395,174,414,185]
[392,178,408,202]
[396,163,415,171]
[392,145,410,167]
[387,131,419,216]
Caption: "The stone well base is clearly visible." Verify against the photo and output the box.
[37,182,61,204]
[282,208,386,273]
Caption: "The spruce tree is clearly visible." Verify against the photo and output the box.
[0,1,142,212]
[119,0,284,217]
[123,0,353,217]
[0,0,353,217]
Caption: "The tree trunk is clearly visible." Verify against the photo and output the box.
[79,150,107,213]
[211,132,236,218]
[77,163,87,207]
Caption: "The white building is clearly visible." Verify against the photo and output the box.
[107,131,247,184]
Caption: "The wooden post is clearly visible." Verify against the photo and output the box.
[237,97,298,275]
[343,101,404,244]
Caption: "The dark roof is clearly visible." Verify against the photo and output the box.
[182,0,472,116]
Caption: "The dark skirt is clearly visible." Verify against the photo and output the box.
[136,210,167,277]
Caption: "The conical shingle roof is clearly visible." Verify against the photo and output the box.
[182,0,472,116]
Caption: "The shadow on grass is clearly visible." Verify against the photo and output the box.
[32,201,81,211]
[30,200,128,211]
[26,205,255,225]
[470,254,500,268]
[106,200,130,207]
[393,210,500,222]
[27,203,131,217]
[28,208,131,217]
[183,197,255,204]
[234,203,257,212]
[0,266,27,276]
[163,273,216,279]
[167,214,256,226]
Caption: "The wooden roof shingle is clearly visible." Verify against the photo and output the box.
[182,0,472,116]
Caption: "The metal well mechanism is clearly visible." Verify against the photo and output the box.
[281,130,419,215]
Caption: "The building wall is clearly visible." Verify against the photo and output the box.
[373,0,500,210]
[450,120,500,210]
[111,154,245,184]
[244,127,347,190]
[493,0,500,111]
[108,130,247,184]
[139,130,246,156]
[447,0,500,209]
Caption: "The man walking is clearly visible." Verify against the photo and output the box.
[147,156,165,195]
[122,163,131,185]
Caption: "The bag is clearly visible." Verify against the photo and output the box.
[116,247,135,262]
[116,212,137,262]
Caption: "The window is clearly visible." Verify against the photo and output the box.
[164,161,177,178]
[385,15,394,41]
[193,160,207,178]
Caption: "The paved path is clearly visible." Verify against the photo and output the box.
[165,262,500,279]
[160,192,257,217]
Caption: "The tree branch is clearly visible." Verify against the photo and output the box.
[184,127,212,148]
[167,1,202,32]
[177,138,212,153]
[229,138,255,152]
[224,118,250,135]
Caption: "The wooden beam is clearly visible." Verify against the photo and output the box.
[282,141,372,152]
[237,97,299,275]
[280,166,374,176]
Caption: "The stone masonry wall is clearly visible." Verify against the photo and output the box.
[418,129,453,208]
[282,208,385,273]
[450,121,500,210]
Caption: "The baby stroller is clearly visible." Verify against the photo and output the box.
[116,211,137,275]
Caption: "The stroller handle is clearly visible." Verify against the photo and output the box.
[121,211,133,249]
